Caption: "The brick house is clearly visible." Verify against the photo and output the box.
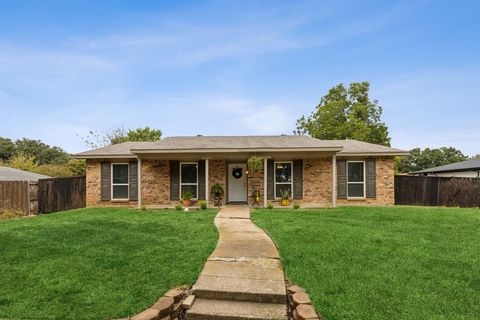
[74,135,407,208]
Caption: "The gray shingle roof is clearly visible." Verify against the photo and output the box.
[0,167,51,181]
[73,135,407,158]
[413,159,480,174]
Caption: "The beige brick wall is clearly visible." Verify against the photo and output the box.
[85,156,395,208]
[208,160,226,207]
[247,166,264,207]
[336,156,395,206]
[302,157,333,207]
[85,159,138,208]
[141,159,175,207]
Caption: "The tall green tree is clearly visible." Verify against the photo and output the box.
[82,126,162,148]
[395,147,468,173]
[14,138,70,165]
[295,82,391,146]
[0,137,16,162]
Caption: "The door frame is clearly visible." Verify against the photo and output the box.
[226,162,248,203]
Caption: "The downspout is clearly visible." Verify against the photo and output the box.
[264,158,268,207]
[332,154,337,208]
[205,159,209,205]
[137,158,142,209]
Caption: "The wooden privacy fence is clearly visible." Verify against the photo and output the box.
[0,181,38,214]
[38,176,86,213]
[395,175,480,208]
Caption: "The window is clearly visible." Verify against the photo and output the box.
[274,161,292,198]
[180,162,198,199]
[347,161,365,198]
[112,163,129,200]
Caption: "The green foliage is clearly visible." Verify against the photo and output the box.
[0,137,16,162]
[66,159,86,176]
[182,192,194,200]
[175,204,183,211]
[295,82,391,146]
[280,188,290,200]
[211,183,224,196]
[8,153,38,171]
[15,138,70,165]
[198,200,207,210]
[267,201,273,209]
[247,155,263,174]
[126,127,162,142]
[82,126,162,148]
[395,147,468,173]
[293,203,300,210]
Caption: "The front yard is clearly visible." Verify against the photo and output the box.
[253,206,480,320]
[0,208,218,320]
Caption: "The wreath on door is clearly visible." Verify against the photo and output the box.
[232,167,243,179]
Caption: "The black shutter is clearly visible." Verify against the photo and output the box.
[170,161,180,201]
[337,160,347,199]
[100,161,111,201]
[129,161,138,201]
[293,160,303,200]
[366,159,376,198]
[267,159,274,200]
[198,160,206,200]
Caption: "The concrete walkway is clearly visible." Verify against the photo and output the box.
[187,206,287,320]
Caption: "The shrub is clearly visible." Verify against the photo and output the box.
[293,203,300,210]
[182,192,194,201]
[175,204,183,211]
[141,205,147,211]
[198,200,207,210]
[267,201,274,209]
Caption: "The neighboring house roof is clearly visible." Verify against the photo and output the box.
[0,166,51,181]
[413,159,480,174]
[73,135,407,158]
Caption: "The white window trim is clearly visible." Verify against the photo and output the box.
[111,163,129,201]
[274,161,293,199]
[347,161,366,199]
[180,162,199,200]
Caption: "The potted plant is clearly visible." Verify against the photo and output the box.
[280,189,290,206]
[211,184,224,208]
[182,192,194,207]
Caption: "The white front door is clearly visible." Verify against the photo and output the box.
[228,163,248,202]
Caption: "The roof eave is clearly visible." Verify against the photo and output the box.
[72,154,138,159]
[338,151,409,157]
[130,147,344,154]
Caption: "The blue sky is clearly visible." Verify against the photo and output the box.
[0,0,479,155]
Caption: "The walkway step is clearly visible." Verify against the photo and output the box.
[186,299,287,320]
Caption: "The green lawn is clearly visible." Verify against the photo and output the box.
[253,206,480,320]
[0,208,218,320]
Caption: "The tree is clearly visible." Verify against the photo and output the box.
[471,154,480,160]
[395,147,468,173]
[8,153,39,171]
[15,138,70,165]
[295,82,391,146]
[0,137,16,162]
[82,126,162,148]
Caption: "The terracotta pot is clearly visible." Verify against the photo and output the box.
[281,199,289,206]
[182,199,192,207]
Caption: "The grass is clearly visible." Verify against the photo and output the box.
[253,206,480,320]
[0,208,218,320]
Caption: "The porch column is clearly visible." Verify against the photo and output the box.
[264,157,268,207]
[332,155,336,208]
[137,158,142,209]
[205,159,209,204]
